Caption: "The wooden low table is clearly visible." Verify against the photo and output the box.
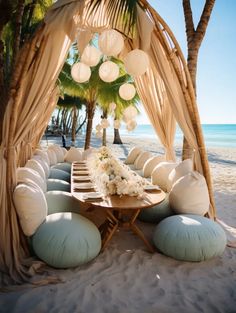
[71,162,166,252]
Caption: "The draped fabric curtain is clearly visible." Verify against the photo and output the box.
[0,1,81,284]
[135,68,176,161]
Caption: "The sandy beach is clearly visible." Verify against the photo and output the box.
[1,134,236,313]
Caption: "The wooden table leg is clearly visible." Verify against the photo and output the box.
[101,210,119,250]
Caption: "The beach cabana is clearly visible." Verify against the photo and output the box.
[0,0,216,284]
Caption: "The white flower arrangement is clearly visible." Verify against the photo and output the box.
[87,146,146,196]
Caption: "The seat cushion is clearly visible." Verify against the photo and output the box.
[34,149,50,165]
[45,191,80,215]
[47,179,70,192]
[124,147,142,165]
[153,214,227,262]
[134,151,152,170]
[51,162,71,174]
[32,212,101,268]
[25,159,46,181]
[64,147,82,163]
[138,195,173,223]
[151,162,177,192]
[49,168,71,183]
[143,155,165,178]
[13,182,47,236]
[48,144,64,163]
[167,159,192,192]
[169,171,210,216]
[32,155,50,178]
[17,167,47,193]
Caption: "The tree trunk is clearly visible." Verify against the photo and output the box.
[84,101,96,150]
[182,0,215,160]
[113,128,123,144]
[12,0,25,68]
[76,114,87,134]
[102,110,107,146]
[71,106,77,146]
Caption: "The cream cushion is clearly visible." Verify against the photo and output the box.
[151,162,177,192]
[82,148,97,160]
[143,155,166,178]
[34,149,50,165]
[134,151,152,170]
[167,159,193,192]
[25,159,46,181]
[47,149,58,166]
[169,171,210,215]
[32,155,50,178]
[13,182,47,236]
[61,147,67,156]
[64,147,83,163]
[124,147,142,165]
[48,144,64,163]
[17,167,47,193]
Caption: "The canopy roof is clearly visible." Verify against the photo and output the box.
[0,0,215,284]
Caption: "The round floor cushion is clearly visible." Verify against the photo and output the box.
[32,212,101,268]
[138,195,174,223]
[153,214,226,262]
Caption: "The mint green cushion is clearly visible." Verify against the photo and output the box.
[138,195,173,223]
[49,168,70,183]
[45,191,80,215]
[51,162,71,173]
[47,179,70,192]
[153,214,226,262]
[32,212,101,268]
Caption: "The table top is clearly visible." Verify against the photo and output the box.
[71,162,166,211]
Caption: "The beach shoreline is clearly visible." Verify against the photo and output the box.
[1,134,236,313]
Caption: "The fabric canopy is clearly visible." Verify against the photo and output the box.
[0,0,215,284]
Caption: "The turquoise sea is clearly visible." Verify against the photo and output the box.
[107,124,236,148]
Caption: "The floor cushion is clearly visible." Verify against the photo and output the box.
[17,167,47,193]
[49,168,71,183]
[143,155,165,178]
[45,191,80,215]
[32,155,50,178]
[32,212,101,268]
[167,159,193,192]
[34,149,50,166]
[47,179,70,192]
[134,151,152,170]
[51,162,71,174]
[48,144,65,163]
[25,159,46,181]
[153,214,227,262]
[138,194,173,223]
[47,149,58,166]
[151,162,177,192]
[169,171,210,216]
[64,147,83,163]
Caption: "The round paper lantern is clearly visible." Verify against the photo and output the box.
[98,29,124,56]
[123,106,138,122]
[81,45,102,67]
[100,118,110,129]
[109,102,116,112]
[124,49,149,77]
[119,83,136,101]
[99,61,119,82]
[126,119,137,132]
[95,124,102,132]
[71,62,91,83]
[113,120,121,129]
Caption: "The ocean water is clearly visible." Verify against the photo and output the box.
[107,124,236,148]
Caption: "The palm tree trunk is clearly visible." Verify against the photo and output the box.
[12,0,25,68]
[71,106,77,146]
[102,110,107,146]
[113,128,123,144]
[76,114,87,134]
[182,0,215,160]
[84,101,96,150]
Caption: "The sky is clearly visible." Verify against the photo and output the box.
[135,0,236,125]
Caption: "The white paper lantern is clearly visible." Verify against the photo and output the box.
[126,119,137,132]
[81,45,102,67]
[113,120,121,129]
[95,124,102,132]
[99,61,119,82]
[123,106,138,122]
[124,49,149,77]
[100,118,110,129]
[119,83,136,101]
[98,29,124,56]
[109,102,116,112]
[96,131,102,138]
[71,62,91,83]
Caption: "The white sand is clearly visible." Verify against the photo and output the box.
[1,135,236,313]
